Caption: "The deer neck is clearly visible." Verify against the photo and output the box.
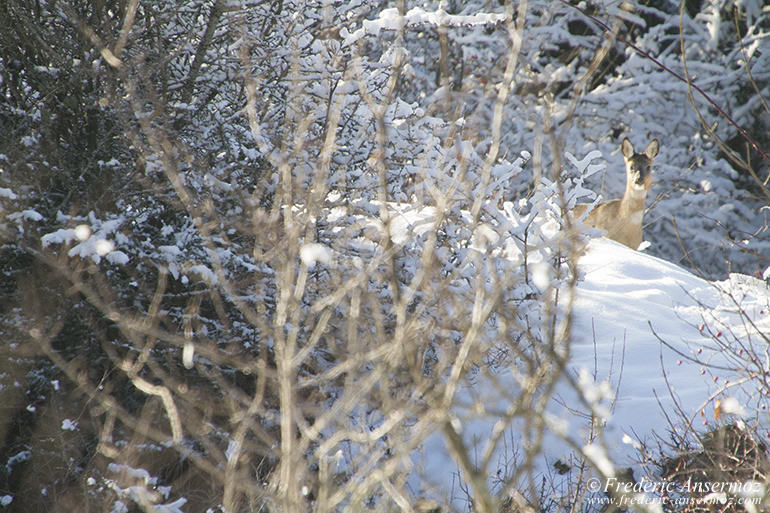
[620,183,647,225]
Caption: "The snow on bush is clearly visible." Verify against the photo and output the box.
[1,0,768,511]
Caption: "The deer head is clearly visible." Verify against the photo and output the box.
[621,137,658,193]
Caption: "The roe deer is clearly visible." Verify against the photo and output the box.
[572,137,659,250]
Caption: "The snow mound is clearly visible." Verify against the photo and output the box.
[417,235,769,501]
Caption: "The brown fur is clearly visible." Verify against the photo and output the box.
[572,137,659,250]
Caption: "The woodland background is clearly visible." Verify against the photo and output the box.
[0,0,768,512]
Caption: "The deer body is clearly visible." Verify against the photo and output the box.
[572,138,659,250]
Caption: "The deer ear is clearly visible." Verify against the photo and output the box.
[621,138,634,159]
[645,139,659,159]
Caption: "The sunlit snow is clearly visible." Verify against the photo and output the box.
[411,229,769,503]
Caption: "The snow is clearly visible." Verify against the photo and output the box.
[6,451,31,469]
[405,219,769,502]
[41,228,81,247]
[106,251,130,265]
[41,216,129,265]
[159,245,182,258]
[9,209,43,222]
[69,238,115,262]
[61,419,78,431]
[299,243,333,267]
[570,239,767,443]
[0,187,17,200]
[104,464,188,513]
[225,440,239,463]
[188,264,217,284]
[343,7,506,46]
